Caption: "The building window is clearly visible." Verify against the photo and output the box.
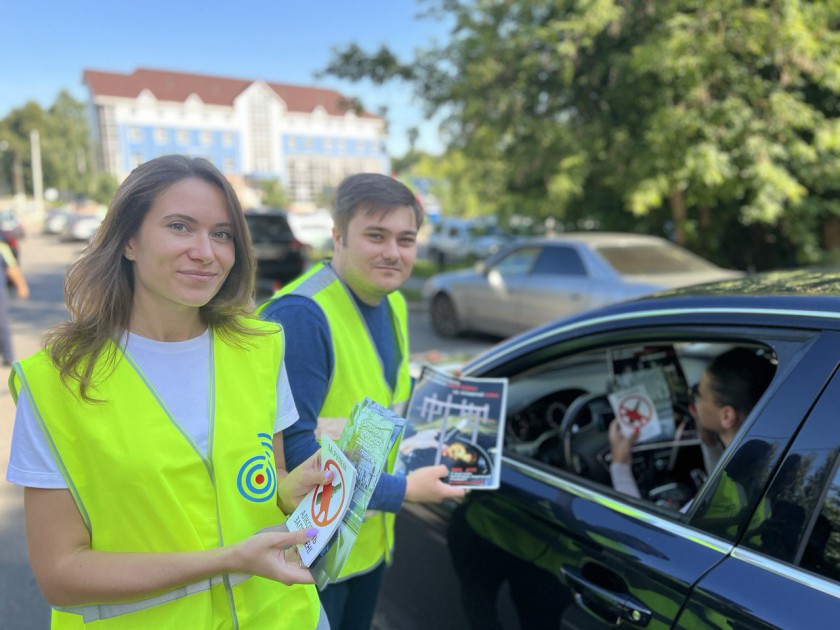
[200,131,213,146]
[224,157,235,172]
[131,153,143,168]
[177,130,189,145]
[222,132,234,147]
[154,128,169,144]
[129,127,143,142]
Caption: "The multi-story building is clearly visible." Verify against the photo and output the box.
[83,67,389,210]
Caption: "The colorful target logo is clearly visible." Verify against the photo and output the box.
[310,459,345,527]
[236,433,277,503]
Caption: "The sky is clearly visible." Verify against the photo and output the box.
[1,1,450,156]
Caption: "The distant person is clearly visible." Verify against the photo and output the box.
[5,155,330,629]
[609,347,776,501]
[259,172,465,630]
[0,235,30,366]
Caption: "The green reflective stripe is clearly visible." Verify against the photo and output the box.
[10,363,92,534]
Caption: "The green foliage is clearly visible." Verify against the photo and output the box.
[259,178,289,209]
[323,0,840,270]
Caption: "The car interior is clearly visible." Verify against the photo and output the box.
[502,340,777,511]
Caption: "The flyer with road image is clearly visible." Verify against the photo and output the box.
[394,364,508,489]
[286,435,356,567]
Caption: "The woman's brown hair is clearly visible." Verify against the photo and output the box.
[44,155,260,400]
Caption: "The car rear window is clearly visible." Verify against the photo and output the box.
[596,244,717,275]
[245,214,292,243]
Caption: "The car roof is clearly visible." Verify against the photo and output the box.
[519,232,673,247]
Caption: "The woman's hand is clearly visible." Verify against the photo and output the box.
[230,528,317,585]
[277,451,333,514]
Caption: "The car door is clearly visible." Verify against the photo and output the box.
[675,341,840,628]
[513,244,594,330]
[465,245,541,336]
[461,326,838,629]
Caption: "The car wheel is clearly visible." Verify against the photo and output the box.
[431,293,462,338]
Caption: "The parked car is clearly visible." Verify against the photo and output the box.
[423,232,742,338]
[0,209,25,239]
[59,212,105,242]
[286,209,334,252]
[43,208,72,235]
[380,269,840,629]
[244,209,307,291]
[426,218,512,267]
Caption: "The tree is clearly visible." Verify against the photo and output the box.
[323,0,840,269]
[259,178,289,208]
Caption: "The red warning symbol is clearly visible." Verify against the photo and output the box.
[310,459,346,527]
[617,394,653,429]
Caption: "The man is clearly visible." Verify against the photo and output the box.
[609,347,776,501]
[259,173,465,629]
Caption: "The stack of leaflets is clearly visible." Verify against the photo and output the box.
[286,398,405,589]
[394,365,508,490]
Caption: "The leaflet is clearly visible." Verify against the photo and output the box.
[286,435,356,566]
[394,364,508,489]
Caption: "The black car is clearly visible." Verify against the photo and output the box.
[244,209,307,291]
[377,270,840,629]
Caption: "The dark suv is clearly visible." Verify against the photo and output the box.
[244,209,306,291]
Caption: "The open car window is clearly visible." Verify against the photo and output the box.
[502,339,777,516]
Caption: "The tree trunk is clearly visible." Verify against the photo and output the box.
[669,188,688,246]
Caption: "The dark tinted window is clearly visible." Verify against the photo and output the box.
[800,459,840,581]
[532,246,587,276]
[245,214,292,243]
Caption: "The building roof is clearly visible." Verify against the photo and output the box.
[82,67,380,119]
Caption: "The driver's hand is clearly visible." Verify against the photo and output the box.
[609,420,639,465]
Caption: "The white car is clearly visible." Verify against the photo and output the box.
[423,232,743,338]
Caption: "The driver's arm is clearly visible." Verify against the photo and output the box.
[608,420,642,498]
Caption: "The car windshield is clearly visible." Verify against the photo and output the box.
[596,243,718,275]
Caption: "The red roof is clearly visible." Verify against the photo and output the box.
[83,67,379,119]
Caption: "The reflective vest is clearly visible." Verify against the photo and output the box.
[260,263,412,580]
[10,320,320,629]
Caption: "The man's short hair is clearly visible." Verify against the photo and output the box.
[706,348,776,415]
[332,173,424,238]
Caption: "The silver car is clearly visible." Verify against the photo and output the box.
[423,232,743,338]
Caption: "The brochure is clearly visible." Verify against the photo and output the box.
[307,398,405,589]
[286,435,356,567]
[394,364,508,489]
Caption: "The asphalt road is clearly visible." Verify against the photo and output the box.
[0,228,498,628]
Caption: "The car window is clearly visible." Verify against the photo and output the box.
[490,246,540,275]
[532,245,587,276]
[245,214,292,242]
[501,338,776,517]
[596,243,718,275]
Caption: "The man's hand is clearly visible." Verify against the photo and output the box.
[404,465,466,503]
[608,420,638,465]
[277,451,333,514]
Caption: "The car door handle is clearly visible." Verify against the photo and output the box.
[562,565,652,626]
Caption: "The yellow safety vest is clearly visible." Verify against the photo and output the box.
[260,263,412,580]
[10,319,320,629]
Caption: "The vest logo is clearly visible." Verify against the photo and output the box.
[236,433,277,503]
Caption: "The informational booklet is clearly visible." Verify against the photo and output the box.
[394,364,508,489]
[305,398,405,589]
[286,435,356,567]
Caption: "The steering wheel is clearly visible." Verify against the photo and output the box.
[559,392,614,484]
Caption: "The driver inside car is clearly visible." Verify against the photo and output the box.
[609,347,776,506]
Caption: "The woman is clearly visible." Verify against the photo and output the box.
[6,156,328,629]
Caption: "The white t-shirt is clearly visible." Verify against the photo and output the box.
[6,330,298,489]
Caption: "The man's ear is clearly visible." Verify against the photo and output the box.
[331,226,342,252]
[720,405,741,431]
